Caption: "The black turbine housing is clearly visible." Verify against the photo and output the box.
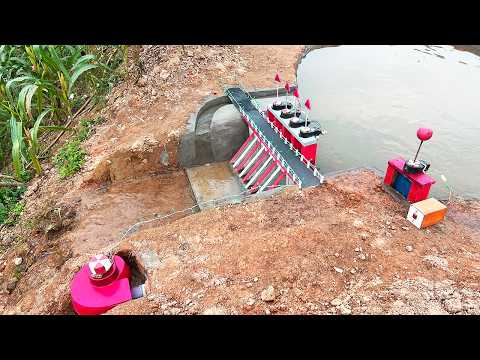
[403,159,430,174]
[272,101,293,111]
[280,108,296,119]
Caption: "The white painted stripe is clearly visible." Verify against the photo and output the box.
[239,146,264,177]
[246,157,272,188]
[259,166,281,193]
[233,137,257,168]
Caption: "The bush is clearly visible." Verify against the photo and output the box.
[52,140,86,179]
[0,185,25,225]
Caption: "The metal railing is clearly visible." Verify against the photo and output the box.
[238,86,325,184]
[226,88,303,189]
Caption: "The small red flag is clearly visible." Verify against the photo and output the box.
[293,88,300,98]
[305,99,311,110]
[274,73,281,83]
[285,82,290,93]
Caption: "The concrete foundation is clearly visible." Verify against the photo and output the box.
[186,162,245,210]
[179,86,296,168]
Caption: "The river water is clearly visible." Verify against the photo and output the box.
[296,45,480,199]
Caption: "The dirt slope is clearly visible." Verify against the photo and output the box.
[107,170,480,315]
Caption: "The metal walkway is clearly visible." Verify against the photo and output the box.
[225,87,323,189]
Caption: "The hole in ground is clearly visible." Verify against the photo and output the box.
[115,249,147,288]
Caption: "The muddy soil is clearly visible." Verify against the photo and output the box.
[107,170,480,315]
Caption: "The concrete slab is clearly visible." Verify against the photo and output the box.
[186,162,245,210]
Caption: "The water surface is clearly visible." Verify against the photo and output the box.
[297,45,480,199]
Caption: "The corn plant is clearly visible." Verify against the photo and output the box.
[0,45,126,180]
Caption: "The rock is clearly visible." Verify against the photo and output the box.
[6,278,18,293]
[147,294,156,301]
[13,257,22,266]
[265,309,271,315]
[338,304,352,315]
[334,267,344,274]
[350,268,357,274]
[424,255,449,271]
[1,235,15,246]
[151,89,157,96]
[202,306,227,315]
[353,220,363,228]
[360,232,369,240]
[358,254,366,260]
[402,226,410,231]
[355,247,360,252]
[253,277,259,282]
[246,298,255,306]
[261,285,276,302]
[406,245,414,252]
[330,298,342,306]
[334,252,340,257]
[159,70,170,80]
[137,77,147,87]
[444,297,463,314]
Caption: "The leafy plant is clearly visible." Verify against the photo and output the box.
[52,140,86,179]
[0,185,26,225]
[0,45,126,180]
[76,116,104,142]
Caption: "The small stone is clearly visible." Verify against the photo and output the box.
[261,285,276,302]
[406,245,414,252]
[265,309,271,315]
[334,267,344,274]
[444,297,463,314]
[360,233,369,240]
[358,254,366,260]
[246,282,253,288]
[402,226,410,231]
[339,305,352,315]
[137,77,147,87]
[330,298,342,306]
[253,277,259,282]
[350,268,357,274]
[147,294,156,301]
[353,220,363,228]
[202,306,226,315]
[6,278,18,293]
[246,298,255,306]
[386,220,391,225]
[390,225,396,230]
[355,247,361,252]
[13,257,22,266]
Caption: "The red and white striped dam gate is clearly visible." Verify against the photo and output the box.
[225,87,324,194]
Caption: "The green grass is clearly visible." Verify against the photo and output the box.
[52,116,104,179]
[0,45,127,180]
[0,185,26,225]
[76,116,104,142]
[52,140,86,179]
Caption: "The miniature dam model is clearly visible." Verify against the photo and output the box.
[225,86,325,193]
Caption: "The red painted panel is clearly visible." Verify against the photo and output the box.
[242,151,268,183]
[251,162,276,193]
[234,142,260,171]
[230,133,255,164]
[300,143,317,164]
[270,171,286,190]
[384,164,396,185]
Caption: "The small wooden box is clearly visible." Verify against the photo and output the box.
[407,198,447,229]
